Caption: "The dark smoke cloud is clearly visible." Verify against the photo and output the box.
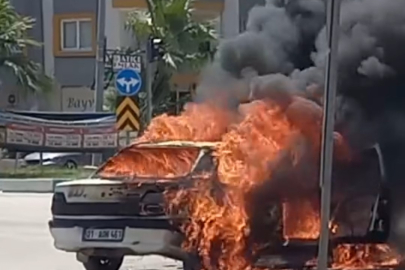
[197,0,405,150]
[194,0,405,256]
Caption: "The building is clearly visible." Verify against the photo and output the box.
[0,0,263,112]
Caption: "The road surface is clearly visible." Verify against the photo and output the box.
[0,193,182,270]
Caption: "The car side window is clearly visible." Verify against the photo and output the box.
[192,150,215,174]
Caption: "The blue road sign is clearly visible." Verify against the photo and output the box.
[115,68,142,96]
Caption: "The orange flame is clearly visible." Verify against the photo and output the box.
[99,97,399,270]
[142,100,297,270]
[139,103,234,143]
[99,147,199,178]
[333,244,400,269]
[283,200,320,239]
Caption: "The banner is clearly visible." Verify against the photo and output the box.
[44,126,82,148]
[0,111,123,152]
[83,126,118,149]
[0,126,6,144]
[6,123,44,146]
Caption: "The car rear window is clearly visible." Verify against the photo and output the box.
[96,147,200,179]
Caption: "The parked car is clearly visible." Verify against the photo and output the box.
[24,152,92,169]
[48,141,392,270]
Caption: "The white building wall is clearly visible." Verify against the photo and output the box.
[222,0,240,38]
[119,10,135,48]
[42,0,54,77]
[105,0,121,49]
[105,1,136,50]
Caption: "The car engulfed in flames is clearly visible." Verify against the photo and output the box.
[101,141,399,270]
[50,101,401,270]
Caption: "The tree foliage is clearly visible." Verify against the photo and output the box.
[125,0,217,116]
[0,0,52,94]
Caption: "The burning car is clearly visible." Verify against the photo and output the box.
[49,138,398,270]
[49,141,219,270]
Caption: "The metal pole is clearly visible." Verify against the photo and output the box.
[39,152,43,173]
[144,40,153,124]
[94,0,106,111]
[93,0,106,166]
[176,88,180,114]
[126,131,130,146]
[145,59,153,123]
[317,0,341,270]
[14,152,19,173]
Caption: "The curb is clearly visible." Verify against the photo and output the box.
[0,178,71,193]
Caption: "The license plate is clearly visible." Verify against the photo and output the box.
[82,228,124,242]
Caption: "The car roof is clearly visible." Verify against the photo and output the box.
[131,140,220,149]
[92,140,219,177]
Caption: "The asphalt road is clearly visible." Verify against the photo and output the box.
[0,193,182,270]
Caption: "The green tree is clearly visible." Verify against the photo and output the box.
[0,0,52,94]
[125,0,217,116]
[103,87,116,112]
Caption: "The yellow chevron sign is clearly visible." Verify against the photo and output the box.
[116,96,141,131]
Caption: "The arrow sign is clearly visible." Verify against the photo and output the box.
[116,96,141,131]
[117,111,140,131]
[115,68,143,96]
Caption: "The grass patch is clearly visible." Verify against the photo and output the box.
[0,166,94,179]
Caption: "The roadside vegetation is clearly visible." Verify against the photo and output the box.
[0,0,52,94]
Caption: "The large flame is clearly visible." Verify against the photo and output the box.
[99,147,200,178]
[178,100,297,270]
[139,103,234,143]
[100,97,399,269]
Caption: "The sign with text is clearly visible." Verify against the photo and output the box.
[83,126,118,149]
[105,52,141,71]
[62,87,95,112]
[6,124,44,146]
[44,127,82,148]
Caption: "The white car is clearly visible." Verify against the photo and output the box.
[49,141,215,270]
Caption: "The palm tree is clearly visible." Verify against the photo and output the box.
[125,0,217,117]
[0,0,52,94]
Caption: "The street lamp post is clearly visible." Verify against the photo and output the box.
[317,0,341,270]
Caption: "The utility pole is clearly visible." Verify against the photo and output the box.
[317,0,341,270]
[144,37,164,124]
[93,0,106,165]
[145,53,153,123]
[144,38,154,124]
[94,0,106,112]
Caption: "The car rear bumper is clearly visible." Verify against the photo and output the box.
[48,219,188,261]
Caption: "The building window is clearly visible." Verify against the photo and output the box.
[61,19,93,51]
[54,13,96,57]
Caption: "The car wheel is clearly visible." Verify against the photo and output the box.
[64,160,77,169]
[83,256,123,270]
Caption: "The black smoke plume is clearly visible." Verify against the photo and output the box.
[197,0,405,150]
[195,0,405,258]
